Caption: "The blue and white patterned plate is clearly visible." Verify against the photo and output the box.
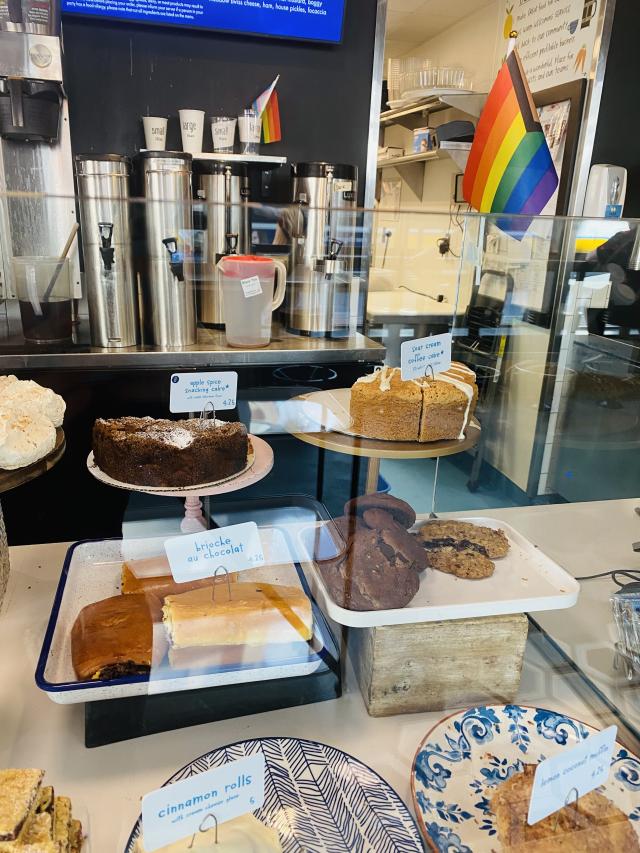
[411,705,640,852]
[126,736,424,852]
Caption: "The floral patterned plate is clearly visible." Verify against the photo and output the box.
[411,705,640,852]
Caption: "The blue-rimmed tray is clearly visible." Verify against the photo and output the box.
[35,533,337,703]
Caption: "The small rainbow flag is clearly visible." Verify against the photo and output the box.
[252,76,282,144]
[463,49,557,236]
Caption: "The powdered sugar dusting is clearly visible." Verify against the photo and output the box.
[146,427,194,449]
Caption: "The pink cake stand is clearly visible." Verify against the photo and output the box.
[87,434,274,533]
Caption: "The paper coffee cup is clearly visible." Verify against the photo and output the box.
[211,117,237,152]
[179,109,205,154]
[142,116,167,150]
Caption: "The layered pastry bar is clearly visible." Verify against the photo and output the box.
[92,416,249,487]
[162,582,313,650]
[0,772,82,853]
[349,363,478,443]
[0,770,44,843]
[71,593,154,680]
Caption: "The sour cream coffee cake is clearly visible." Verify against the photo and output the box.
[349,363,478,442]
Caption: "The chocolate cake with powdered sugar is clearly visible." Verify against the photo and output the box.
[92,416,248,487]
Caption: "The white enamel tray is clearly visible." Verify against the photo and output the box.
[298,516,580,628]
[36,530,334,704]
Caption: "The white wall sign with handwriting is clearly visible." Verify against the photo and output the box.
[499,0,600,91]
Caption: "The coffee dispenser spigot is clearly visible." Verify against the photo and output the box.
[162,237,184,282]
[98,222,115,271]
[225,233,239,255]
[314,239,344,278]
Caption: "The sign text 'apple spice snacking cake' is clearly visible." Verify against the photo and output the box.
[349,363,478,442]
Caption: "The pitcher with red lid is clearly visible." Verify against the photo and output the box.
[216,255,287,347]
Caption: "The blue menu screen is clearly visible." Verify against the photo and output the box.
[61,0,346,42]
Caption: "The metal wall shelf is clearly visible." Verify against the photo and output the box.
[380,92,486,129]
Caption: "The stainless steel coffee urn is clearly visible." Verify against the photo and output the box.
[193,160,250,327]
[287,162,358,337]
[75,154,139,348]
[138,151,196,347]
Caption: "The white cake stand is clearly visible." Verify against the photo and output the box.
[87,435,274,533]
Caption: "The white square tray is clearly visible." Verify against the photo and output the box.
[298,515,580,628]
[36,531,334,704]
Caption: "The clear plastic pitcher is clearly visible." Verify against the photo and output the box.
[217,255,287,347]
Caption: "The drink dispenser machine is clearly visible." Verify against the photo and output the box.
[287,162,358,337]
[0,0,78,297]
[137,151,196,347]
[74,154,139,348]
[193,159,250,328]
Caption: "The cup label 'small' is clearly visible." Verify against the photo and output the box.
[169,371,238,413]
[401,333,452,381]
[142,754,265,851]
[164,521,265,583]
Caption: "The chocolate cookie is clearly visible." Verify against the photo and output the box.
[344,493,416,529]
[317,528,420,610]
[418,520,509,559]
[332,514,367,543]
[362,508,398,529]
[427,546,495,579]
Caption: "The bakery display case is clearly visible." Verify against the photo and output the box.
[1,192,640,852]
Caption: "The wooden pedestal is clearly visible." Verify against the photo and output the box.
[349,613,529,717]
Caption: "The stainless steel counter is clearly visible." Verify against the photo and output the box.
[0,321,385,369]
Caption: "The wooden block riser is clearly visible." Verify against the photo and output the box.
[348,613,528,717]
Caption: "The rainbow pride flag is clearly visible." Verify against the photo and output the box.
[252,76,282,144]
[463,49,557,235]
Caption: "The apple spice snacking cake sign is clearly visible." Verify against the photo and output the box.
[401,333,452,381]
[164,522,265,583]
[169,371,238,413]
[141,754,265,851]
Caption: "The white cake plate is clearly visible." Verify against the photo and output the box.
[87,435,274,533]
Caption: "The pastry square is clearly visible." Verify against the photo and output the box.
[0,770,44,842]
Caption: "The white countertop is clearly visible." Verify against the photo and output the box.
[1,499,639,850]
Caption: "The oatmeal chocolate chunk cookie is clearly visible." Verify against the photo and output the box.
[427,546,495,579]
[418,520,509,559]
[344,493,416,529]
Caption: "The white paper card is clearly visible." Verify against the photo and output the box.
[169,371,238,413]
[527,725,617,825]
[401,333,452,381]
[164,521,265,583]
[142,754,265,852]
[241,275,263,298]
